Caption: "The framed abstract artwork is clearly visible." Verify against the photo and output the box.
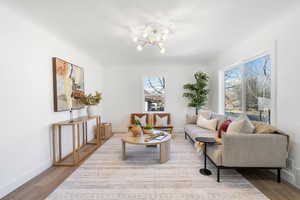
[52,57,85,112]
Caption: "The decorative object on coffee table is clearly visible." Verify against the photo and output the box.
[74,91,102,117]
[121,131,171,163]
[195,137,216,176]
[130,120,143,137]
[143,125,154,134]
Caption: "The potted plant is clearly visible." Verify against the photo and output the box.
[143,125,154,134]
[130,120,142,137]
[183,72,209,115]
[75,91,102,117]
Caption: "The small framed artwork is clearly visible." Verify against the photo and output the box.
[52,57,85,112]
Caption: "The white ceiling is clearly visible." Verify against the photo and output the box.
[2,0,299,66]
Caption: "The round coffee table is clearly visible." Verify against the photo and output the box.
[121,132,171,163]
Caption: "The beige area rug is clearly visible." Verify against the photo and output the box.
[46,134,268,200]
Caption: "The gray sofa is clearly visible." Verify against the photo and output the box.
[184,112,288,182]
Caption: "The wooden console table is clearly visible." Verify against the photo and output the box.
[52,116,101,166]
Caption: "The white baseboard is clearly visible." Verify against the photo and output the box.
[0,160,52,198]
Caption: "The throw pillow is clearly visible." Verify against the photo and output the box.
[217,119,232,138]
[134,115,147,126]
[196,114,218,131]
[252,121,278,134]
[186,114,197,124]
[156,115,168,126]
[227,115,255,134]
[239,115,255,133]
[226,118,245,135]
[198,110,212,119]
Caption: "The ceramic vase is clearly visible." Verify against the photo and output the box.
[87,105,97,117]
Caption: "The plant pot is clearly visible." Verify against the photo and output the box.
[130,125,142,137]
[87,105,98,117]
[143,129,154,134]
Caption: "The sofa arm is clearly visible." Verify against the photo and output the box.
[222,133,288,167]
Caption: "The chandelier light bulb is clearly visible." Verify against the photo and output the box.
[160,48,166,54]
[162,34,167,41]
[133,36,138,43]
[143,32,148,38]
[137,45,143,51]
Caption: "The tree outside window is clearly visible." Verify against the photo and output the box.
[144,77,165,112]
[224,55,271,123]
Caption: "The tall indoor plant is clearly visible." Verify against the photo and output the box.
[183,72,209,115]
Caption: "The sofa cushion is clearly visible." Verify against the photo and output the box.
[184,124,215,140]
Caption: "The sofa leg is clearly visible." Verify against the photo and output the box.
[217,167,220,182]
[184,132,187,139]
[277,168,281,183]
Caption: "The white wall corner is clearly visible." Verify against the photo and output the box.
[0,160,52,199]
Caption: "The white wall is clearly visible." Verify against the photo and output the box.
[207,4,300,187]
[0,4,103,198]
[101,65,207,133]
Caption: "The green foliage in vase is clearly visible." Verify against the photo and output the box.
[183,72,209,114]
[134,120,141,126]
[76,91,102,106]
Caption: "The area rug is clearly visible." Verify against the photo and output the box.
[45,134,268,200]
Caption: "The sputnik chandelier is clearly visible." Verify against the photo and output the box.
[131,23,174,54]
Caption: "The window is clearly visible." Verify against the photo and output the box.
[144,77,166,112]
[224,55,272,123]
[224,65,243,117]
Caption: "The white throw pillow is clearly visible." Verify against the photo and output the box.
[227,115,255,134]
[226,118,245,135]
[156,116,168,126]
[196,114,218,131]
[199,110,212,119]
[134,115,147,126]
[240,115,255,133]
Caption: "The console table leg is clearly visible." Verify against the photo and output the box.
[52,125,57,165]
[58,126,62,161]
[72,125,77,164]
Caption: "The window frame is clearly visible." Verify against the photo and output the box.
[142,76,167,113]
[219,45,277,125]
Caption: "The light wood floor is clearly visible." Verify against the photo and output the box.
[2,138,300,200]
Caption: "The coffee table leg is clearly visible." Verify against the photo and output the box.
[160,140,170,163]
[199,143,212,175]
[122,141,126,160]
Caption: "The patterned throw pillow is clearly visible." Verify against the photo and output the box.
[134,115,147,126]
[155,115,168,126]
